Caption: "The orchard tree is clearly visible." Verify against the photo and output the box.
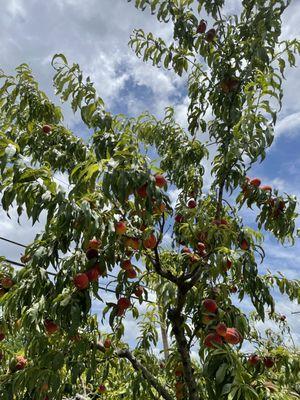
[0,0,300,399]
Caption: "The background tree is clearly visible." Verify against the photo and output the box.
[0,0,300,399]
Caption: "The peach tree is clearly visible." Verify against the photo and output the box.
[0,0,300,399]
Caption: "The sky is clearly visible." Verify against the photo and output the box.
[0,0,299,352]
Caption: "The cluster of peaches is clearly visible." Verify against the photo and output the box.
[242,177,285,217]
[201,299,243,349]
[196,19,216,43]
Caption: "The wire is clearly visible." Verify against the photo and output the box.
[0,236,27,248]
[0,236,120,280]
[0,236,157,289]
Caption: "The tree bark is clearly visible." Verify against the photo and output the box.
[96,343,173,400]
[168,284,200,400]
[117,349,174,400]
[158,303,170,361]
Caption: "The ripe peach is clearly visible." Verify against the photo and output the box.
[240,239,249,251]
[197,19,207,34]
[126,268,137,279]
[87,238,101,250]
[181,246,192,254]
[204,333,223,348]
[248,354,260,366]
[1,277,13,289]
[143,233,157,249]
[187,199,197,208]
[20,254,31,264]
[136,184,148,198]
[94,263,106,276]
[250,178,261,187]
[125,237,140,251]
[264,357,275,369]
[189,253,200,263]
[174,365,184,377]
[202,299,218,313]
[121,260,132,271]
[220,219,228,226]
[104,338,111,349]
[155,174,167,188]
[41,383,49,392]
[197,242,206,252]
[215,322,227,337]
[117,297,131,309]
[115,221,127,235]
[73,273,89,290]
[44,320,59,335]
[98,384,106,393]
[86,266,100,282]
[134,285,144,297]
[42,125,51,133]
[86,248,98,260]
[15,355,27,370]
[205,28,216,42]
[261,185,272,192]
[175,214,184,223]
[224,328,242,345]
[230,285,238,293]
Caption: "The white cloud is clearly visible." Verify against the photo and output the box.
[275,112,300,138]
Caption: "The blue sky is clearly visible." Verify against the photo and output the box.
[0,0,299,350]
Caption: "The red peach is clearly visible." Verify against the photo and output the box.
[175,214,184,223]
[197,242,206,252]
[187,199,197,208]
[224,328,242,345]
[42,125,51,133]
[215,322,227,337]
[44,320,59,335]
[104,338,111,349]
[197,19,207,34]
[143,233,157,249]
[261,185,272,192]
[136,184,148,198]
[87,238,101,250]
[205,28,216,42]
[264,357,275,369]
[250,178,261,187]
[117,297,131,309]
[115,221,127,235]
[98,384,106,393]
[155,174,167,188]
[204,333,223,348]
[134,285,144,297]
[121,260,132,271]
[126,268,137,279]
[248,354,260,366]
[73,273,89,290]
[202,299,218,313]
[240,239,249,251]
[86,248,98,260]
[86,267,100,282]
[1,277,13,289]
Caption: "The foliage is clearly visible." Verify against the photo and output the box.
[0,0,300,399]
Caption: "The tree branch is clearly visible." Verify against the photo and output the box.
[96,343,173,400]
[168,286,200,400]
